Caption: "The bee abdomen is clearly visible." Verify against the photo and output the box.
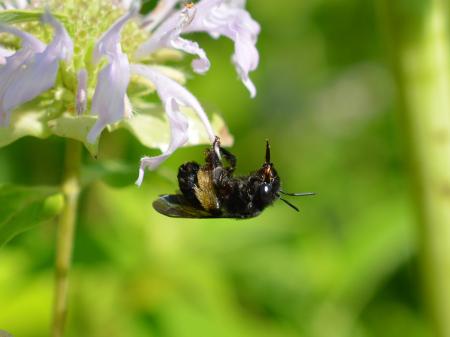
[178,162,201,205]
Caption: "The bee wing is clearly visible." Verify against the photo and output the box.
[153,194,263,219]
[153,194,216,218]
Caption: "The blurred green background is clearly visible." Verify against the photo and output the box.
[0,0,436,336]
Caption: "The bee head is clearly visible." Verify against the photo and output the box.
[255,140,280,205]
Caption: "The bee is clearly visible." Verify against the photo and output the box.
[153,137,315,218]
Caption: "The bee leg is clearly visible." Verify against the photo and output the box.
[205,144,237,172]
[212,166,228,186]
[177,162,201,205]
[205,145,222,168]
[212,166,234,200]
[219,147,237,173]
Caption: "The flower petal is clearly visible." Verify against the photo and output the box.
[41,11,73,61]
[92,10,136,64]
[136,4,211,73]
[130,64,215,185]
[0,0,28,9]
[0,24,45,52]
[1,13,73,123]
[76,69,88,115]
[230,0,246,7]
[135,13,179,57]
[87,54,130,143]
[0,45,15,65]
[0,24,46,124]
[137,0,260,97]
[140,0,180,32]
[88,11,136,143]
[186,0,260,97]
[136,98,189,186]
[114,0,136,10]
[170,35,210,74]
[231,34,258,97]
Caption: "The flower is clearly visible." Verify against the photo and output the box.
[138,3,211,74]
[85,6,214,155]
[137,0,261,97]
[131,64,215,186]
[0,12,72,125]
[0,0,260,185]
[86,10,134,143]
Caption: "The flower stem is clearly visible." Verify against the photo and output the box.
[52,140,82,337]
[377,1,450,336]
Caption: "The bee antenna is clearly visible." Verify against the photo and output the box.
[265,139,271,163]
[280,198,300,212]
[280,191,316,197]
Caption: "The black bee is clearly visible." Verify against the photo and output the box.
[153,137,315,218]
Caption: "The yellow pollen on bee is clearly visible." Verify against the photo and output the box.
[194,169,220,211]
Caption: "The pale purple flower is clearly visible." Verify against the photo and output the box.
[0,13,72,124]
[0,25,45,124]
[139,3,210,74]
[86,11,134,143]
[131,64,215,186]
[0,12,73,125]
[82,0,259,184]
[0,1,260,186]
[136,0,260,97]
[82,6,216,184]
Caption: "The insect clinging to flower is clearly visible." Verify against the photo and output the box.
[153,137,315,218]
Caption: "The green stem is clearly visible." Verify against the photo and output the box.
[52,140,82,337]
[377,1,450,336]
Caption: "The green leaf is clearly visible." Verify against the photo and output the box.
[115,108,234,151]
[0,110,51,148]
[0,185,64,247]
[49,115,99,157]
[81,160,137,188]
[49,109,232,159]
[0,10,66,24]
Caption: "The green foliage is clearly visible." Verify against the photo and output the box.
[0,109,230,159]
[49,115,99,157]
[0,9,66,24]
[0,185,63,247]
[0,0,443,336]
[118,110,233,151]
[81,160,136,188]
[0,110,51,148]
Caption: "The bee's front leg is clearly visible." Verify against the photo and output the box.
[205,136,237,172]
[204,137,222,168]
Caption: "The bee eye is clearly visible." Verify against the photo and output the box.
[259,183,273,203]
